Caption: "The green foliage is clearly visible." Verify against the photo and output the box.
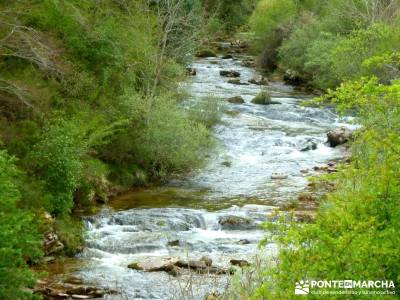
[0,0,214,210]
[250,78,400,298]
[132,96,214,178]
[31,119,86,216]
[249,0,297,69]
[0,150,42,299]
[251,90,279,105]
[249,0,296,43]
[250,0,400,89]
[202,0,257,30]
[54,217,84,256]
[330,24,400,82]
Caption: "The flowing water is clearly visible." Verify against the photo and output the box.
[57,55,352,299]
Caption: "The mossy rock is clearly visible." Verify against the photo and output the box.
[251,91,280,105]
[128,262,143,270]
[227,96,245,104]
[195,49,217,58]
[221,161,232,167]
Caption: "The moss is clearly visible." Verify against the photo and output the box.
[251,91,280,105]
[54,217,84,256]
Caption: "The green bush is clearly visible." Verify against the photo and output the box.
[251,0,400,89]
[303,33,342,89]
[249,0,297,44]
[249,78,400,299]
[54,217,84,256]
[249,0,297,69]
[202,0,257,30]
[330,24,400,82]
[0,150,42,299]
[251,91,280,105]
[31,119,86,216]
[132,95,214,178]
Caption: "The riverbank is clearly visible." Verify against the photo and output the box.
[33,42,354,299]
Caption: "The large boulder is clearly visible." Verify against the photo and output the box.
[218,216,254,230]
[175,260,207,269]
[327,127,352,147]
[220,70,240,77]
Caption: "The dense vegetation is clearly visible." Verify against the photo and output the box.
[232,0,400,298]
[250,0,400,89]
[0,0,223,297]
[2,0,399,298]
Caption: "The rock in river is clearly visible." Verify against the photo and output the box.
[220,70,240,77]
[299,139,318,151]
[195,49,217,58]
[186,67,196,76]
[271,173,288,180]
[327,127,352,147]
[248,75,268,85]
[230,259,250,267]
[222,54,233,59]
[200,255,213,267]
[218,215,254,230]
[128,257,178,272]
[251,91,280,105]
[228,78,248,85]
[227,96,245,104]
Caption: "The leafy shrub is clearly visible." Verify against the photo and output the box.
[303,33,342,89]
[330,24,400,82]
[54,217,84,256]
[0,150,42,299]
[249,0,297,69]
[202,0,257,30]
[250,78,400,298]
[132,95,214,178]
[31,119,86,216]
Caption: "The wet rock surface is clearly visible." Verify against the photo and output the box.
[218,215,254,230]
[248,75,268,85]
[43,232,64,255]
[35,277,116,300]
[327,126,353,147]
[220,70,240,77]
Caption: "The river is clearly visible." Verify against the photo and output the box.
[50,53,351,299]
